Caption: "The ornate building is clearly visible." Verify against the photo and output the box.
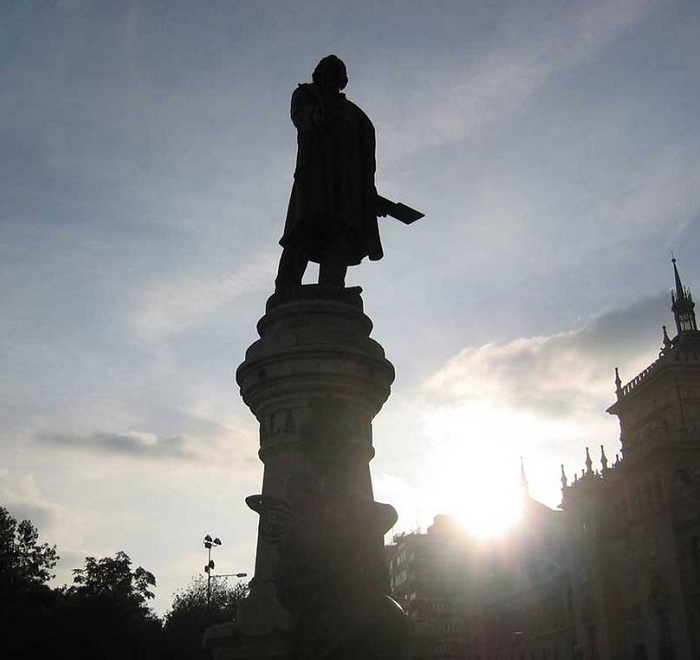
[560,259,700,659]
[388,261,700,659]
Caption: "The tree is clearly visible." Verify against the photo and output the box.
[56,551,161,659]
[69,550,156,611]
[0,505,59,588]
[0,506,60,658]
[161,575,249,660]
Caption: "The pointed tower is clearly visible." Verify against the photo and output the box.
[671,257,698,335]
[607,258,700,461]
[575,261,700,659]
[661,325,672,354]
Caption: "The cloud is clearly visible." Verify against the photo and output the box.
[422,292,667,419]
[132,250,278,339]
[411,292,670,507]
[36,430,198,461]
[601,145,700,242]
[0,472,63,532]
[29,404,261,472]
[376,0,658,158]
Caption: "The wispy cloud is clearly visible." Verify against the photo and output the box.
[423,292,666,419]
[132,250,277,339]
[602,145,700,241]
[378,0,658,158]
[0,472,64,532]
[36,430,198,461]
[414,292,668,506]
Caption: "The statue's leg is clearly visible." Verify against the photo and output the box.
[319,237,348,288]
[319,261,347,288]
[275,245,308,289]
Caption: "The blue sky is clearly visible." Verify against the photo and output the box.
[2,0,699,614]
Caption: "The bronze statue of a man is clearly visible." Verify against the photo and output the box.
[275,55,384,290]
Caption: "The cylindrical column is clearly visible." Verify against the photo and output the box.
[236,292,395,590]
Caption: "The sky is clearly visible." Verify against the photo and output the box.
[2,0,700,616]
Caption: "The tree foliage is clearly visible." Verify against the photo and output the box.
[161,575,249,660]
[0,505,59,588]
[0,506,257,659]
[53,551,161,659]
[0,506,60,658]
[68,550,156,610]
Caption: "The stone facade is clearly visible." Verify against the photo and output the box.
[559,261,700,659]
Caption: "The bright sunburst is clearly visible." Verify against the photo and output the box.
[425,460,525,540]
[452,483,524,539]
[417,400,574,539]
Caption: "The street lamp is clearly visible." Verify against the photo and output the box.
[203,535,248,610]
[203,534,222,607]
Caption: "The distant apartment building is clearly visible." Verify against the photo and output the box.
[388,261,700,659]
[388,515,479,658]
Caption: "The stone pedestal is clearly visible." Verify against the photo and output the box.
[205,286,396,659]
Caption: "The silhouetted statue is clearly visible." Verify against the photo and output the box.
[275,55,383,290]
[247,472,407,659]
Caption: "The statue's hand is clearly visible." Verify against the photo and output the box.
[376,196,389,217]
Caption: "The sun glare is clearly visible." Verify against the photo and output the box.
[452,485,524,539]
[418,400,563,539]
[427,458,525,540]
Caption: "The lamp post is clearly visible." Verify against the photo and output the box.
[203,535,248,610]
[203,534,221,608]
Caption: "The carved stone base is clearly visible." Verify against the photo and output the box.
[204,583,293,659]
[206,286,399,658]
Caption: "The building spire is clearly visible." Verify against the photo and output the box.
[585,446,593,475]
[560,464,568,490]
[600,444,608,472]
[661,325,672,353]
[520,456,530,497]
[671,257,697,335]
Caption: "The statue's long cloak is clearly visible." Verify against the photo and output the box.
[280,83,384,265]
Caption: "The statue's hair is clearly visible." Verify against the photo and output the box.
[312,54,348,90]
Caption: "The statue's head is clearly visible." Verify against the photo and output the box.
[312,55,348,91]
